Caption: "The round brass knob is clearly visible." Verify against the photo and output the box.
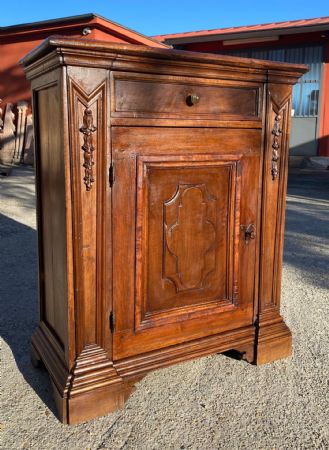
[186,93,200,106]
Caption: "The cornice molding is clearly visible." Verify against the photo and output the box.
[21,38,307,85]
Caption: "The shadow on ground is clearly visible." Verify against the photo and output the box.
[0,212,57,416]
[0,166,36,211]
[284,171,329,290]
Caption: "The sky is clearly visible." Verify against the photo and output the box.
[1,0,329,36]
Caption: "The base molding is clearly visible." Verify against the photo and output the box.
[31,325,71,397]
[255,318,292,365]
[31,326,133,424]
[48,376,135,425]
[66,380,135,425]
[115,325,256,379]
[31,320,292,424]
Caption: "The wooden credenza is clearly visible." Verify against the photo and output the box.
[22,38,307,424]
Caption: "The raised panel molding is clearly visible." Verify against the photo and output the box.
[133,156,243,334]
[163,184,217,292]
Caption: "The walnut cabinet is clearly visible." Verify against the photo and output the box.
[22,38,307,424]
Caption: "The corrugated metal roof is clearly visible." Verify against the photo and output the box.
[153,16,329,42]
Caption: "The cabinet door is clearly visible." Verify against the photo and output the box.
[111,127,261,360]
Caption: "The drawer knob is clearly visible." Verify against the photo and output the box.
[186,93,200,106]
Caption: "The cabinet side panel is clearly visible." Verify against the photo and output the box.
[36,85,68,348]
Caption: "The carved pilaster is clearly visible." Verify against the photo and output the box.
[67,66,111,366]
[255,83,292,365]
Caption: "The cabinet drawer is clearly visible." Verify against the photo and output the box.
[112,72,262,121]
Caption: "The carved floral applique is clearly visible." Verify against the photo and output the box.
[271,113,282,181]
[80,108,97,191]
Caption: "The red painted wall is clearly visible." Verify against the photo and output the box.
[319,41,329,156]
[0,16,165,108]
[0,32,82,107]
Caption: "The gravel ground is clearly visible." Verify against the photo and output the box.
[0,167,328,450]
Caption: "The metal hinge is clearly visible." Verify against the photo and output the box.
[109,163,115,187]
[109,311,115,333]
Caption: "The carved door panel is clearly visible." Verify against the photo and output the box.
[112,129,260,360]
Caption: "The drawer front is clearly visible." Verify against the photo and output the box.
[111,72,262,120]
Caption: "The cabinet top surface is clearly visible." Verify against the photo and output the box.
[21,36,307,80]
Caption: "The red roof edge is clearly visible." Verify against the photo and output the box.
[152,15,329,42]
[0,13,168,48]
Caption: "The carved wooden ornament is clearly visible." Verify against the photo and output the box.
[80,108,97,191]
[271,113,282,181]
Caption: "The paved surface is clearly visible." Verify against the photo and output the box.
[0,167,328,450]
